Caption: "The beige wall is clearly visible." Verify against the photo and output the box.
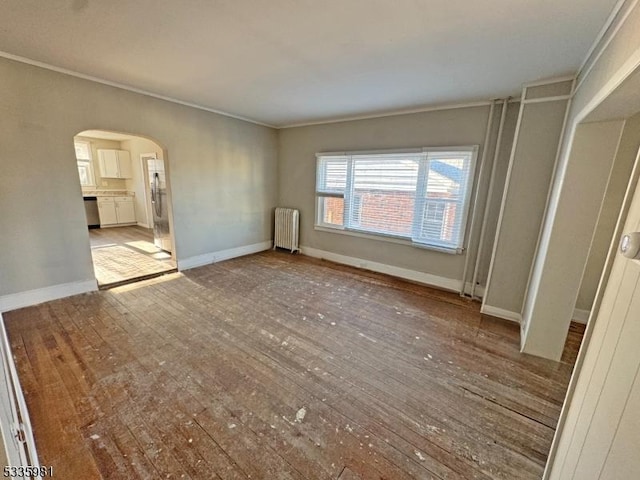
[483,97,569,316]
[472,103,520,291]
[278,103,517,288]
[521,120,625,359]
[0,57,277,298]
[576,112,640,312]
[522,1,640,360]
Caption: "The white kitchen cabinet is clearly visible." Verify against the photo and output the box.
[97,149,132,179]
[97,196,136,226]
[117,151,132,178]
[115,196,136,224]
[98,150,119,178]
[97,197,118,226]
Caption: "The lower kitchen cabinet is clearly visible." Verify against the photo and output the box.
[115,196,136,223]
[97,196,136,226]
[97,198,117,225]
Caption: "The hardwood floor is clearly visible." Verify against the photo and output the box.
[88,225,156,248]
[3,251,583,479]
[89,226,176,287]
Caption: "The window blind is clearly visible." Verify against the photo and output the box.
[412,150,475,250]
[316,156,347,194]
[349,153,421,237]
[316,147,477,253]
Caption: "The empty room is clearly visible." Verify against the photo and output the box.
[0,1,639,479]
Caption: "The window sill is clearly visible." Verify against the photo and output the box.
[314,225,460,255]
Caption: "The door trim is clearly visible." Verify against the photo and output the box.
[0,312,40,473]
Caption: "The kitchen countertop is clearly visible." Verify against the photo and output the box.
[82,190,135,197]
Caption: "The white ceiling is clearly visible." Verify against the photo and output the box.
[0,0,618,127]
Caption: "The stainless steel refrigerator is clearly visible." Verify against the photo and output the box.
[148,158,172,252]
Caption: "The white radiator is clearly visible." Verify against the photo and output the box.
[274,207,300,253]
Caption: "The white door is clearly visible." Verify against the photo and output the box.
[547,162,640,478]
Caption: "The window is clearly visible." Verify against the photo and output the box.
[75,140,95,186]
[315,147,478,253]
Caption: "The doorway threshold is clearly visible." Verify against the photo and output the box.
[89,226,176,287]
[98,268,178,290]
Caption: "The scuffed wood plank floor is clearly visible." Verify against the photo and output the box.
[3,251,583,480]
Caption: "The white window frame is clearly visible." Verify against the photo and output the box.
[75,140,95,187]
[315,146,478,254]
[315,154,349,230]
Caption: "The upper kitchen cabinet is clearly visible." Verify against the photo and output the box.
[97,149,132,178]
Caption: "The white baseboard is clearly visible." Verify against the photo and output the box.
[137,222,151,229]
[465,283,486,298]
[572,308,590,324]
[480,304,522,323]
[0,279,98,313]
[480,305,589,325]
[178,241,272,271]
[300,245,466,293]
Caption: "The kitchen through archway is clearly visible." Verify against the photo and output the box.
[74,129,177,288]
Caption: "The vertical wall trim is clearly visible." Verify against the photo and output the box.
[459,100,496,296]
[471,99,509,299]
[482,91,526,310]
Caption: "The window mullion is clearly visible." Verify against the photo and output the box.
[412,153,430,241]
[343,156,355,229]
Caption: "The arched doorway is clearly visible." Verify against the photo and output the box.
[74,129,177,287]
